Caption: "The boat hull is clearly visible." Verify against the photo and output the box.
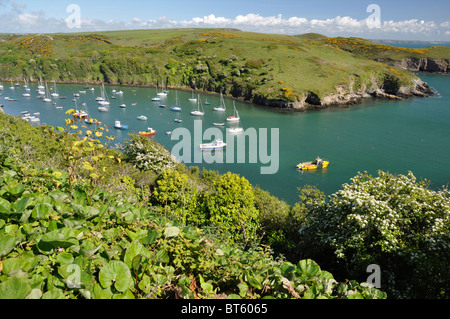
[297,161,329,170]
[139,131,155,136]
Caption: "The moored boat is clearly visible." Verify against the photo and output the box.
[227,127,244,134]
[296,157,329,170]
[114,120,128,130]
[139,127,156,136]
[74,110,88,118]
[200,139,226,151]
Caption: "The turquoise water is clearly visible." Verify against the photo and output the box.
[1,74,449,204]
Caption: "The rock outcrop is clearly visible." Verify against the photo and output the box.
[252,78,434,111]
[392,57,449,74]
[252,75,434,111]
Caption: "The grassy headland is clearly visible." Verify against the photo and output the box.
[1,28,448,109]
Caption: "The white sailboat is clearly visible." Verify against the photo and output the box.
[38,77,44,90]
[74,100,88,118]
[43,83,52,103]
[157,81,167,97]
[214,93,226,112]
[97,83,110,106]
[190,94,204,116]
[152,85,162,101]
[200,139,227,150]
[51,80,59,97]
[188,90,197,102]
[171,91,181,111]
[227,126,244,134]
[226,101,240,122]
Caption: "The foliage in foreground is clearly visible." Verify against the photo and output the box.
[4,112,450,299]
[0,160,384,299]
[300,171,450,299]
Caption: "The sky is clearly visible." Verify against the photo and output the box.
[0,0,449,41]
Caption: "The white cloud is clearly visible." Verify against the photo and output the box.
[0,7,449,41]
[16,12,40,25]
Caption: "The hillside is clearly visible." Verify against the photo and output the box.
[0,28,448,109]
[0,111,390,300]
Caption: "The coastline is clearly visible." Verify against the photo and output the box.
[0,72,435,112]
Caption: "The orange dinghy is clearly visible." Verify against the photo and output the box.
[139,127,156,136]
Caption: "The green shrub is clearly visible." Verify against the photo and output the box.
[300,171,450,299]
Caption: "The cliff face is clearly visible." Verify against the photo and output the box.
[392,57,449,74]
[253,76,434,111]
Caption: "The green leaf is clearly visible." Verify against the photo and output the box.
[124,241,149,269]
[142,229,159,244]
[238,282,249,297]
[49,190,70,203]
[56,252,74,264]
[296,259,321,279]
[42,290,66,299]
[156,249,169,264]
[0,278,31,299]
[81,243,103,259]
[0,235,17,257]
[98,261,132,292]
[32,203,53,220]
[37,230,79,252]
[246,272,263,290]
[11,197,31,214]
[80,206,100,219]
[164,226,180,238]
[5,183,25,197]
[25,288,43,299]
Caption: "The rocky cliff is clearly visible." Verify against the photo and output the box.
[392,57,449,74]
[252,75,434,111]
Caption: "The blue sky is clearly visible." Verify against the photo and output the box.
[1,0,449,40]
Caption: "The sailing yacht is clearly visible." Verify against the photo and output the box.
[188,90,197,102]
[152,85,162,101]
[226,101,240,122]
[157,82,168,97]
[43,83,52,103]
[38,77,44,90]
[97,83,110,106]
[190,94,204,116]
[227,125,244,134]
[74,100,88,118]
[51,80,59,97]
[214,93,226,112]
[171,91,181,111]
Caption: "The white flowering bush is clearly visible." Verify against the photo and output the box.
[120,134,178,173]
[300,171,450,299]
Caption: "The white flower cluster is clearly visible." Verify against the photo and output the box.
[305,170,450,261]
